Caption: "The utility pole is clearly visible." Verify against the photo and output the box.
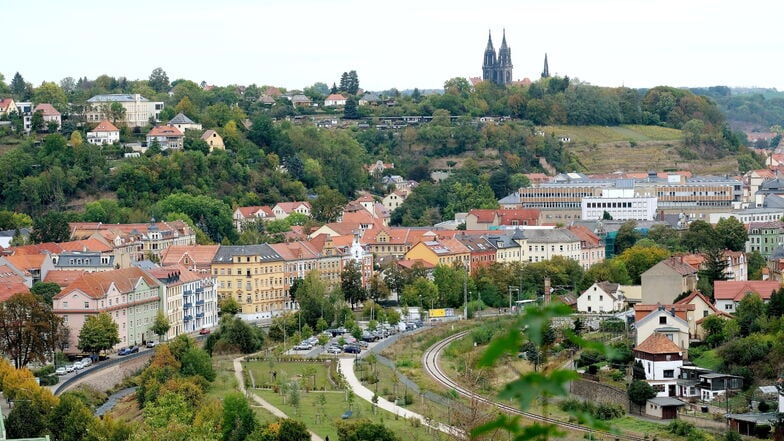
[463,261,468,319]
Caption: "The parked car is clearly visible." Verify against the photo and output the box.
[65,364,74,373]
[81,357,92,367]
[294,342,313,351]
[343,345,361,354]
[118,346,138,356]
[199,328,211,335]
[146,341,156,348]
[73,360,85,370]
[326,346,342,354]
[55,366,67,376]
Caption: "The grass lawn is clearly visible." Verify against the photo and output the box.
[244,358,341,391]
[691,349,723,371]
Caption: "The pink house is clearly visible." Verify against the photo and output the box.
[53,267,162,353]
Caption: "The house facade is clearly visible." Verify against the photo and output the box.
[147,125,184,150]
[577,282,625,313]
[85,94,164,127]
[33,103,61,130]
[633,333,685,397]
[86,120,120,145]
[53,268,162,352]
[201,129,224,151]
[640,257,698,305]
[149,266,218,338]
[167,112,202,133]
[233,206,274,232]
[211,245,286,317]
[634,304,692,353]
[272,202,311,220]
[713,280,781,313]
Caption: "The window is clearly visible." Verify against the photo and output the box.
[663,370,674,378]
[64,301,69,308]
[659,316,667,324]
[84,302,89,309]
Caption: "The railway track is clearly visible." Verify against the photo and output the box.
[422,331,648,441]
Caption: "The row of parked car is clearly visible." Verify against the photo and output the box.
[55,356,93,375]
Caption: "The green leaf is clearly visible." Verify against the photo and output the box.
[478,324,523,367]
[498,369,577,409]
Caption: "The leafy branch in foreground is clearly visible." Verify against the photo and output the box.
[473,303,617,440]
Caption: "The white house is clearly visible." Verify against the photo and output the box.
[633,333,684,398]
[634,304,692,353]
[577,281,625,313]
[272,201,312,220]
[713,280,780,313]
[86,120,120,145]
[324,93,347,107]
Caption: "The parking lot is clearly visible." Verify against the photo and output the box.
[286,320,426,358]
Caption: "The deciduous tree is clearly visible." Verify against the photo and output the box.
[77,312,120,356]
[151,310,170,342]
[0,292,64,368]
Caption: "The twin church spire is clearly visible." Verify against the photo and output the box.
[482,30,550,86]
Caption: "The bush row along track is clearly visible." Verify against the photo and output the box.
[422,331,647,441]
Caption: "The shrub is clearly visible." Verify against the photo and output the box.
[666,420,695,436]
[609,370,625,382]
[600,319,626,333]
[595,403,625,420]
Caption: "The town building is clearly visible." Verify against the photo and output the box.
[53,268,162,352]
[86,120,121,145]
[233,206,274,232]
[146,125,184,150]
[577,282,625,313]
[746,221,784,258]
[167,112,202,133]
[640,257,698,305]
[713,280,781,313]
[211,245,286,317]
[482,30,513,86]
[33,103,61,130]
[633,333,685,398]
[581,188,658,221]
[85,94,164,127]
[149,266,218,338]
[201,129,224,151]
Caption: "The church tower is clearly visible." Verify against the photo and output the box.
[481,30,513,86]
[497,29,513,85]
[541,53,550,78]
[482,31,497,83]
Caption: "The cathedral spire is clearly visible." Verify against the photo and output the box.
[541,53,550,78]
[482,29,512,86]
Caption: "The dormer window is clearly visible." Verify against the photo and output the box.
[659,316,667,324]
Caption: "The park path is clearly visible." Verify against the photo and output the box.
[337,357,464,438]
[233,356,325,441]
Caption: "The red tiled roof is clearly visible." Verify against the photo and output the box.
[635,333,682,354]
[713,280,780,301]
[325,93,346,101]
[0,264,28,302]
[55,267,160,300]
[236,206,274,218]
[160,245,220,267]
[148,126,183,137]
[274,201,311,213]
[59,238,113,253]
[91,120,119,132]
[34,103,60,117]
[44,270,88,287]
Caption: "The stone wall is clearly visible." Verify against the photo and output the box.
[570,378,630,409]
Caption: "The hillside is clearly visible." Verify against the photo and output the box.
[542,125,740,175]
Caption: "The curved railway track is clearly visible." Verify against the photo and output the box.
[423,331,648,441]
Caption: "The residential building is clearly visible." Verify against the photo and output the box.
[86,120,120,145]
[633,332,685,397]
[69,220,196,264]
[483,230,524,264]
[146,125,184,150]
[382,190,408,213]
[14,102,33,131]
[233,206,274,232]
[746,221,784,258]
[363,227,438,259]
[211,245,286,316]
[272,201,311,220]
[709,209,784,225]
[85,94,164,127]
[167,112,202,133]
[674,290,732,340]
[0,265,29,302]
[159,245,220,274]
[201,129,224,151]
[365,160,394,175]
[454,234,497,272]
[149,266,218,338]
[713,280,781,313]
[567,225,605,269]
[640,257,699,304]
[522,228,581,263]
[677,251,747,282]
[0,98,16,116]
[404,238,470,270]
[324,93,347,107]
[53,268,162,352]
[464,208,540,230]
[33,103,61,130]
[51,251,115,272]
[634,304,692,353]
[577,282,625,313]
[289,95,312,107]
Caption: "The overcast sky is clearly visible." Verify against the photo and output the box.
[4,0,783,92]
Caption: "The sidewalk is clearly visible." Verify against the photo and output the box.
[337,357,464,438]
[232,356,325,441]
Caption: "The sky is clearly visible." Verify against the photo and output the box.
[4,0,784,93]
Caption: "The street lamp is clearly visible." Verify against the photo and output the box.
[463,261,468,319]
[508,286,519,315]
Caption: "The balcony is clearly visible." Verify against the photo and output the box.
[184,303,193,309]
[196,312,205,319]
[184,315,193,322]
[196,299,205,306]
[183,290,193,298]
[195,287,204,294]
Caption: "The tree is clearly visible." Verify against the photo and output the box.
[617,242,669,284]
[30,211,71,243]
[222,392,256,441]
[628,380,656,413]
[10,72,29,99]
[180,347,216,381]
[768,287,784,318]
[714,216,748,252]
[343,96,359,119]
[78,312,120,356]
[149,67,170,93]
[107,102,126,125]
[0,293,64,368]
[48,393,96,441]
[30,281,61,306]
[735,293,766,336]
[220,297,241,316]
[151,310,170,342]
[311,185,347,222]
[30,110,44,132]
[336,419,399,441]
[613,220,641,255]
[748,251,766,280]
[6,399,48,439]
[250,418,311,441]
[681,220,718,252]
[341,261,366,308]
[700,314,726,347]
[400,277,438,310]
[698,247,729,300]
[33,81,68,110]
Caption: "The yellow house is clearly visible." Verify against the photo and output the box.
[211,244,286,316]
[404,238,470,268]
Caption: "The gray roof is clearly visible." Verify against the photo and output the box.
[726,412,777,424]
[168,112,196,125]
[524,228,578,243]
[648,397,686,407]
[498,192,522,205]
[763,193,784,209]
[87,94,150,102]
[213,244,282,263]
[132,260,159,270]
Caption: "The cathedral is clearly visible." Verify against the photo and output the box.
[482,30,513,86]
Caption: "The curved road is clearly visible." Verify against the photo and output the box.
[423,331,647,441]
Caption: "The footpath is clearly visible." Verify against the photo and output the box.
[337,357,464,438]
[232,356,325,441]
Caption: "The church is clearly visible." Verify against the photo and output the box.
[482,30,550,86]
